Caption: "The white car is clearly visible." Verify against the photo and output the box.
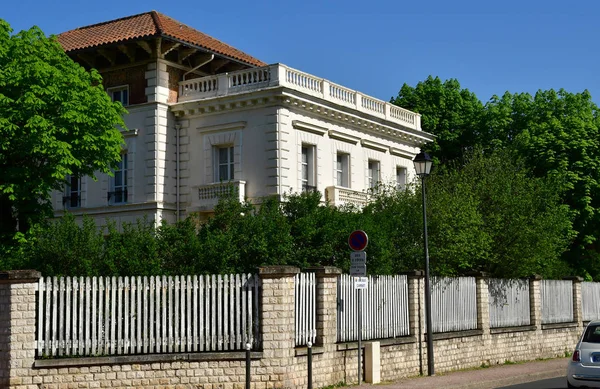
[568,320,600,388]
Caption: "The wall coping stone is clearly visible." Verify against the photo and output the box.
[0,269,41,283]
[33,351,263,368]
[258,266,300,278]
[294,346,325,356]
[304,266,342,277]
[541,322,578,330]
[430,329,484,341]
[563,276,584,282]
[466,271,489,278]
[402,270,424,277]
[530,274,543,280]
[490,325,537,335]
[336,335,417,351]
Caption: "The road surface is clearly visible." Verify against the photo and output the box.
[498,376,567,388]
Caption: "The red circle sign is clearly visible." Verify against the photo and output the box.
[348,230,368,251]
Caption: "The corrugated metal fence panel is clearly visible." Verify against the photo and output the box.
[294,273,316,347]
[337,274,409,342]
[541,279,573,324]
[488,278,530,328]
[582,282,600,321]
[431,277,477,333]
[36,274,261,358]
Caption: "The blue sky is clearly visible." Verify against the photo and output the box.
[3,0,598,105]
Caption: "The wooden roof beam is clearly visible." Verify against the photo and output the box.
[118,45,136,63]
[76,52,96,68]
[137,40,153,55]
[178,47,197,64]
[209,58,230,73]
[97,48,116,66]
[161,42,180,58]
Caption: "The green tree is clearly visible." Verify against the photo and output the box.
[26,214,105,276]
[0,20,126,239]
[426,150,574,278]
[391,76,485,165]
[484,90,600,276]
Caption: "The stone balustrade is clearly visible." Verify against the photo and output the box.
[325,185,370,208]
[178,64,421,131]
[191,180,246,213]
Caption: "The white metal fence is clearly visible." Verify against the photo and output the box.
[541,279,573,324]
[488,278,530,328]
[37,274,260,358]
[582,282,600,321]
[337,274,409,342]
[431,277,478,333]
[294,273,316,346]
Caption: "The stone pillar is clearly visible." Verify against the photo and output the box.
[564,276,584,326]
[258,266,299,388]
[529,275,543,328]
[405,271,425,376]
[475,274,490,334]
[269,63,286,87]
[305,267,341,347]
[0,270,41,388]
[305,266,344,386]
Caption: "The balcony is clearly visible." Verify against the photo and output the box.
[62,193,81,209]
[191,181,246,213]
[325,186,369,208]
[178,64,421,131]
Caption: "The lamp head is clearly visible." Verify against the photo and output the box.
[413,152,433,178]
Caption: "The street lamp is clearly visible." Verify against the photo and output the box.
[413,151,434,376]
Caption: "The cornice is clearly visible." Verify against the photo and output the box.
[170,87,434,146]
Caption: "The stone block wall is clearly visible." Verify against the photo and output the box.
[0,268,583,389]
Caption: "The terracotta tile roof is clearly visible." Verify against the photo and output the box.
[56,11,265,67]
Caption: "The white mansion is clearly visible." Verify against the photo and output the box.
[52,11,434,225]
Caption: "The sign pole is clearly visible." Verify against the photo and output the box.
[357,286,362,384]
[348,230,368,384]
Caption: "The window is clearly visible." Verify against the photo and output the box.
[301,145,316,192]
[336,153,350,187]
[583,325,600,343]
[63,175,81,208]
[215,146,234,181]
[396,167,407,190]
[107,85,129,106]
[368,160,380,189]
[109,154,128,204]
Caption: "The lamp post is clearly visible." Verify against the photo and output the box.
[413,151,434,376]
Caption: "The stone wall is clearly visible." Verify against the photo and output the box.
[0,268,582,389]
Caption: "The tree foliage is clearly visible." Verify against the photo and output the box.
[391,76,484,165]
[3,156,573,279]
[0,20,126,239]
[393,77,600,279]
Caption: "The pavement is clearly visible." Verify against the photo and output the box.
[355,357,569,389]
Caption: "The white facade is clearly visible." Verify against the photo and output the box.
[52,61,433,225]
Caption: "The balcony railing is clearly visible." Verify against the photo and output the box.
[192,181,246,212]
[62,193,81,209]
[325,186,369,208]
[178,64,421,131]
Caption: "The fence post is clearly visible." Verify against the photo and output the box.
[0,270,41,387]
[245,342,251,389]
[405,271,425,376]
[258,266,300,388]
[564,276,584,327]
[529,275,543,329]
